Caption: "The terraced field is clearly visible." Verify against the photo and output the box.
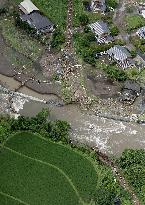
[0,132,98,205]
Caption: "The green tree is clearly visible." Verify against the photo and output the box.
[104,65,127,81]
[79,14,89,26]
[51,29,65,49]
[110,25,119,36]
[106,0,118,8]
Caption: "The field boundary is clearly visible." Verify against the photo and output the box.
[0,191,30,205]
[1,145,85,205]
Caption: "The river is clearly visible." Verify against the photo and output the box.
[0,72,145,156]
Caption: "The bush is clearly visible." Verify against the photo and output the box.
[79,14,89,26]
[104,65,128,81]
[51,29,65,50]
[130,36,145,53]
[130,49,137,58]
[110,25,119,36]
[106,0,118,9]
[0,7,8,15]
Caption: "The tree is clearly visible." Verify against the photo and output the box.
[79,14,89,26]
[106,0,118,8]
[104,65,127,81]
[110,25,119,36]
[94,188,116,205]
[130,49,137,58]
[49,120,70,142]
[51,29,65,49]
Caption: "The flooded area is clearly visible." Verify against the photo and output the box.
[0,6,145,157]
[20,100,145,156]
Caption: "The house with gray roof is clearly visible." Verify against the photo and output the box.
[90,0,106,13]
[89,21,112,43]
[19,0,54,34]
[136,26,145,39]
[106,45,134,68]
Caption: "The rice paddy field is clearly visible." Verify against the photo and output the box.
[0,132,133,205]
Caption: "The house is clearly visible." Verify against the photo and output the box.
[106,45,134,68]
[90,0,106,13]
[89,21,112,43]
[19,0,39,15]
[19,0,54,34]
[136,26,145,39]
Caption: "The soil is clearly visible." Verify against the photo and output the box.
[85,68,122,99]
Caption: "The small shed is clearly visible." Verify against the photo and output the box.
[19,0,39,15]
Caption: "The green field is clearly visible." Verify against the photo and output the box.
[0,131,133,205]
[0,132,98,205]
[10,0,67,29]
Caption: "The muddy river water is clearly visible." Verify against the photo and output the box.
[0,73,145,156]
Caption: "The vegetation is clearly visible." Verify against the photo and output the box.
[103,64,128,81]
[130,36,145,53]
[106,0,118,9]
[74,31,115,66]
[79,14,89,26]
[118,149,145,204]
[0,18,43,61]
[125,15,145,31]
[0,111,132,205]
[110,25,119,36]
[51,29,65,50]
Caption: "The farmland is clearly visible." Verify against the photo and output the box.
[0,131,132,205]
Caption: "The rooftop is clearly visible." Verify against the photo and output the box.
[19,0,39,14]
[89,21,109,36]
[107,45,131,61]
[20,11,54,33]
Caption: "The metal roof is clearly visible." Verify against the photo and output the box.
[20,12,54,33]
[107,45,131,61]
[89,21,109,37]
[137,26,145,38]
[19,0,39,14]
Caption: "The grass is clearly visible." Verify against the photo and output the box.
[0,18,43,61]
[10,0,67,29]
[0,131,133,205]
[125,15,145,31]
